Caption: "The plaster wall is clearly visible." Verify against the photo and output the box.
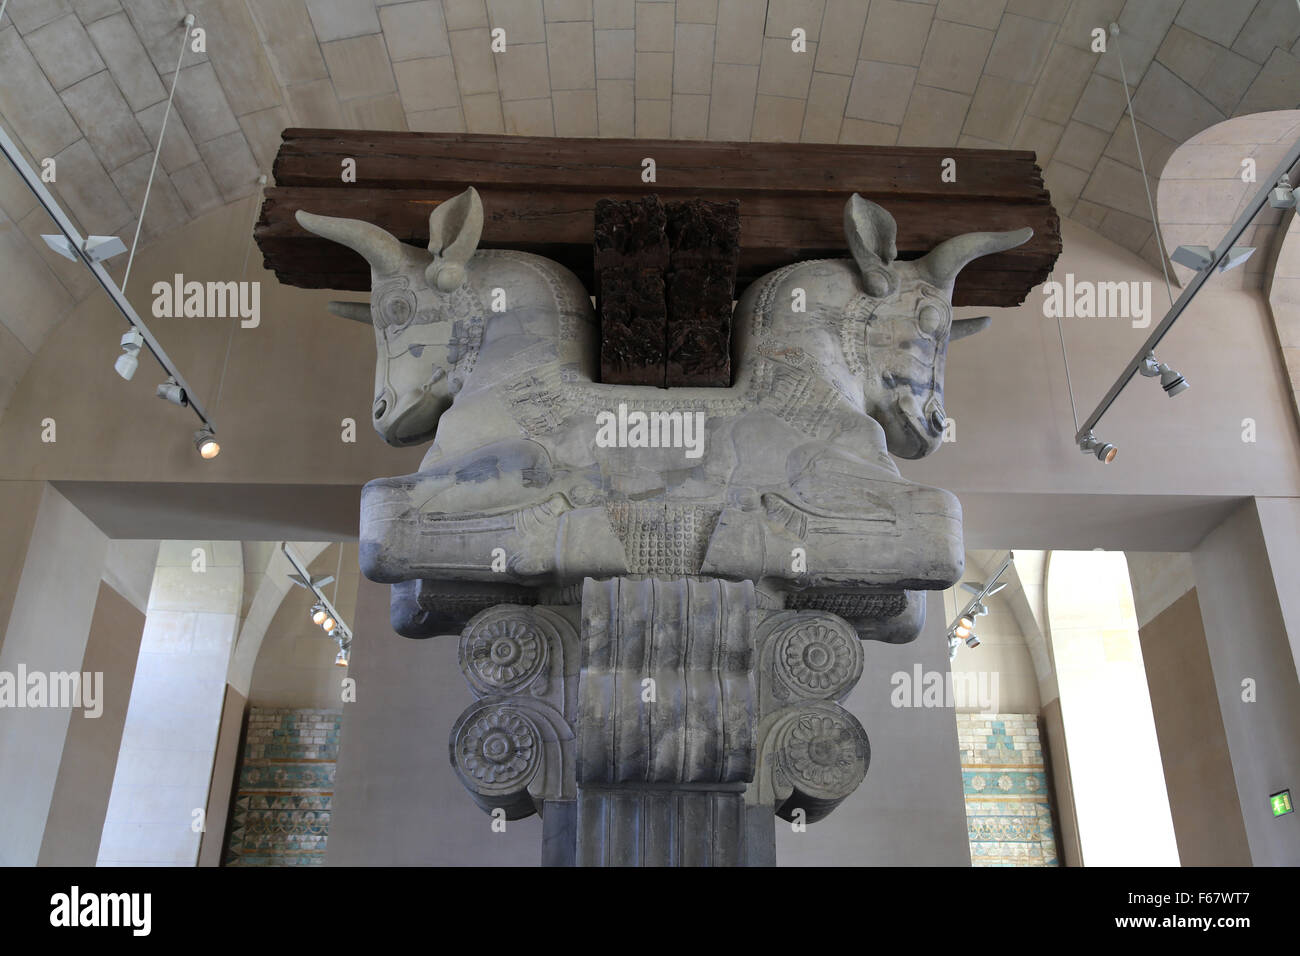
[0,484,108,866]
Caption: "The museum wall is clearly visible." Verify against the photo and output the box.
[328,580,972,866]
[36,580,145,867]
[1137,588,1251,866]
[1192,500,1300,866]
[0,484,108,866]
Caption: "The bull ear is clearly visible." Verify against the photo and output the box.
[844,193,899,297]
[916,227,1033,293]
[426,187,483,292]
[951,316,991,340]
[327,301,373,324]
[295,210,406,277]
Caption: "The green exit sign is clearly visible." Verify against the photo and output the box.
[1270,790,1293,817]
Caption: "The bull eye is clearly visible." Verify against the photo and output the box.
[918,303,945,335]
[379,288,418,327]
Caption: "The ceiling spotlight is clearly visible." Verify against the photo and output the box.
[193,426,220,459]
[321,616,336,632]
[156,378,188,407]
[335,645,351,668]
[1139,353,1189,397]
[1270,175,1296,210]
[114,328,144,380]
[311,604,327,626]
[964,633,981,648]
[1171,244,1213,271]
[1079,432,1118,463]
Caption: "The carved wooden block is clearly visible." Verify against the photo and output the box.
[665,199,740,386]
[595,197,669,386]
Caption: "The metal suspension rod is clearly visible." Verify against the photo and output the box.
[0,121,215,429]
[1073,137,1300,444]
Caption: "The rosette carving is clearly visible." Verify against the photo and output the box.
[460,606,550,696]
[770,703,870,823]
[770,613,863,702]
[451,702,545,819]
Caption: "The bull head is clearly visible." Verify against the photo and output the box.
[844,194,1032,459]
[295,187,485,447]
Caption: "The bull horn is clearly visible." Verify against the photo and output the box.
[295,210,406,277]
[951,316,991,340]
[327,301,373,324]
[916,227,1034,291]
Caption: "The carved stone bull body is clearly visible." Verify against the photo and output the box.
[297,189,1031,642]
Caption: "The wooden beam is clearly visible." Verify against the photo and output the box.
[256,131,1061,307]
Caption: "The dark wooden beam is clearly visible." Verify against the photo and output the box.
[256,131,1061,307]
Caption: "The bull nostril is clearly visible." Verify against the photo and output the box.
[374,399,388,420]
[930,410,946,433]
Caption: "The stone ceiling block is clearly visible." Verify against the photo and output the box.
[1094,0,1180,85]
[596,79,633,136]
[25,13,106,91]
[463,91,507,132]
[1024,42,1095,126]
[248,0,331,86]
[190,0,283,116]
[0,27,84,159]
[1013,114,1065,167]
[758,36,815,99]
[917,19,993,95]
[675,0,717,25]
[306,0,382,43]
[61,70,152,170]
[109,152,189,239]
[498,43,552,100]
[673,22,714,94]
[545,0,593,21]
[171,60,241,143]
[986,13,1055,85]
[862,0,934,67]
[596,28,635,79]
[848,60,915,125]
[1056,119,1110,172]
[1233,0,1300,66]
[634,1,674,51]
[450,27,501,94]
[198,129,261,201]
[593,0,633,30]
[1132,62,1226,142]
[136,98,202,173]
[547,19,597,90]
[1236,48,1300,116]
[1072,72,1128,131]
[801,71,850,143]
[394,56,460,112]
[503,96,555,135]
[1174,0,1257,48]
[707,62,757,139]
[50,137,133,234]
[634,50,672,99]
[323,34,397,101]
[170,159,224,216]
[898,84,970,147]
[380,0,451,61]
[5,0,73,34]
[553,89,598,136]
[936,0,1007,32]
[714,0,763,64]
[86,12,167,111]
[765,0,825,42]
[751,93,806,142]
[814,0,868,76]
[70,0,122,24]
[488,0,546,44]
[635,97,670,136]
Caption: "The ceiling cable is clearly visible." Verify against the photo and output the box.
[122,14,194,293]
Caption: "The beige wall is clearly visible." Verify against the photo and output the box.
[198,685,247,868]
[37,581,145,866]
[1192,500,1300,865]
[1138,588,1251,866]
[0,484,109,866]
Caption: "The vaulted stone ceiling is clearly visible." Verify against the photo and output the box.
[2,0,1299,415]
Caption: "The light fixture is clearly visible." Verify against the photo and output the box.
[193,426,220,459]
[311,603,327,626]
[1139,353,1189,397]
[1171,244,1213,271]
[964,633,981,648]
[1079,432,1118,463]
[954,616,973,639]
[1270,174,1296,210]
[334,642,351,667]
[1218,246,1255,272]
[156,377,188,407]
[321,615,336,632]
[115,328,144,380]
